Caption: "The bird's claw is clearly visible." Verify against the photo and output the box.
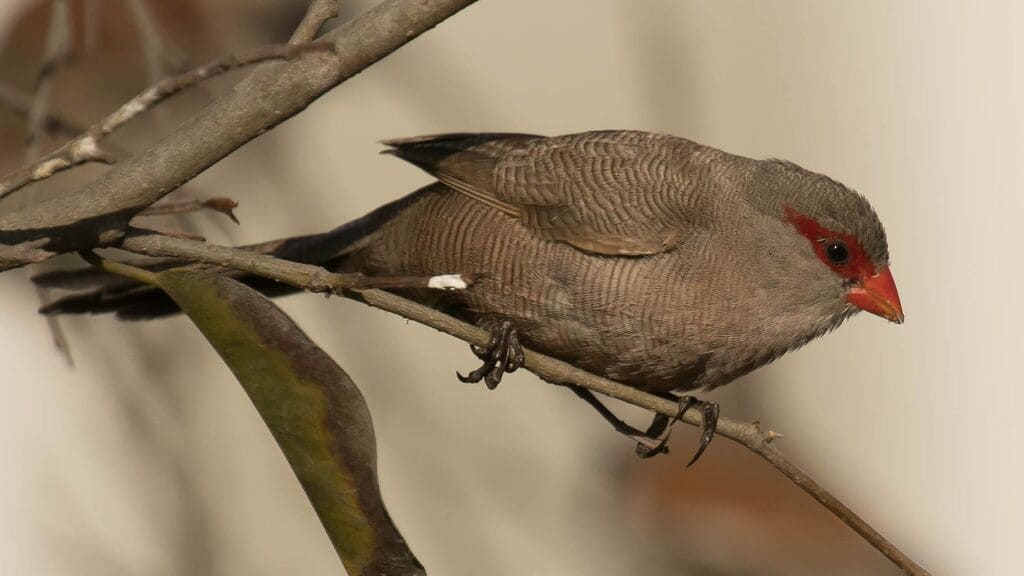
[457,320,524,390]
[566,387,720,464]
[633,408,676,458]
[684,398,720,467]
[634,396,719,466]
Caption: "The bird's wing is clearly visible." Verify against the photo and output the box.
[383,131,715,256]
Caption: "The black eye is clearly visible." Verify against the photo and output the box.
[825,239,849,264]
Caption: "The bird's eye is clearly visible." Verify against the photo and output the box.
[825,239,849,264]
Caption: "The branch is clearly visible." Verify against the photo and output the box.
[25,0,73,161]
[121,232,474,292]
[134,197,240,223]
[83,0,99,51]
[114,233,929,576]
[25,0,76,365]
[0,0,481,269]
[0,238,55,268]
[0,42,334,201]
[290,0,340,43]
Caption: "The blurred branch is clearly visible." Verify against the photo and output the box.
[0,83,85,137]
[25,0,73,162]
[25,0,76,364]
[290,0,341,43]
[125,0,187,81]
[0,42,334,201]
[112,233,929,576]
[83,0,100,50]
[0,0,481,271]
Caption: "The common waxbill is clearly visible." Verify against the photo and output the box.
[38,130,904,462]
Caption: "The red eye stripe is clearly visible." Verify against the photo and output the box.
[784,206,876,280]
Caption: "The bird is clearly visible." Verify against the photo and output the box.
[37,130,904,464]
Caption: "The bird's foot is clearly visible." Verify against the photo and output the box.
[637,395,720,466]
[456,320,524,390]
[569,386,676,457]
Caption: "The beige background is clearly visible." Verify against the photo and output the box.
[1,1,1021,574]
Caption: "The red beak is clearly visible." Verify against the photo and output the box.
[846,266,904,324]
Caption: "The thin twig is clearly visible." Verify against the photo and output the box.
[26,0,75,364]
[25,0,72,163]
[0,42,335,200]
[0,239,54,268]
[124,0,187,129]
[129,225,204,241]
[121,233,474,293]
[290,0,341,44]
[134,197,240,224]
[113,232,931,576]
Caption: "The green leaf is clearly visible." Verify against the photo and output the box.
[153,268,424,576]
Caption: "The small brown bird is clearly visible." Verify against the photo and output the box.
[40,131,904,463]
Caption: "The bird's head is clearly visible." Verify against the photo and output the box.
[752,160,904,325]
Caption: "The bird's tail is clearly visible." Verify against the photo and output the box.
[35,185,434,320]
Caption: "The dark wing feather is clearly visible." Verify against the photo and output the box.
[382,133,537,216]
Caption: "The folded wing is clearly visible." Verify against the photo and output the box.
[383,130,716,256]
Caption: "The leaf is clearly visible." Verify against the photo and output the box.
[152,268,424,576]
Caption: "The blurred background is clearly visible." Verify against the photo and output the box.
[1,1,1020,574]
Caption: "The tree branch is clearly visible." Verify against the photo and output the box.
[25,0,73,163]
[0,0,481,269]
[24,0,76,365]
[290,0,341,44]
[113,233,930,576]
[121,232,473,292]
[0,42,334,201]
[0,238,54,268]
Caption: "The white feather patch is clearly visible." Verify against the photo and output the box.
[427,274,468,290]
